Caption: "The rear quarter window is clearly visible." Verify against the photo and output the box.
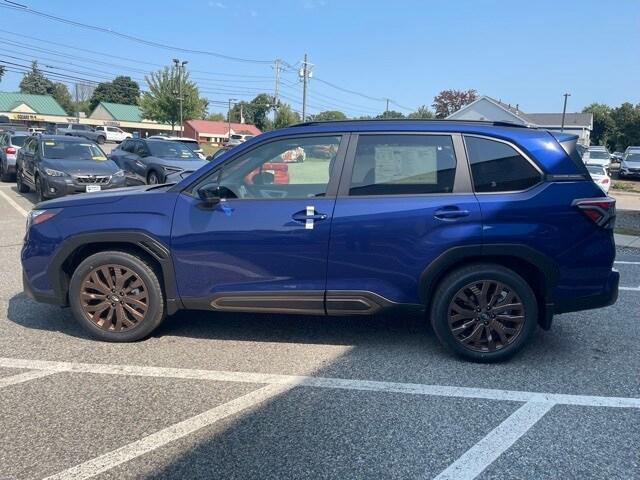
[464,136,541,193]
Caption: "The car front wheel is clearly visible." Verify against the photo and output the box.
[16,167,29,193]
[68,250,166,342]
[430,263,537,362]
[147,171,161,185]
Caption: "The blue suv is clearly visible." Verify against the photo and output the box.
[21,120,619,361]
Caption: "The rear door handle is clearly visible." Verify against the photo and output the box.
[434,207,470,220]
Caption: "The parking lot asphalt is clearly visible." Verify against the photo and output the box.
[0,183,638,480]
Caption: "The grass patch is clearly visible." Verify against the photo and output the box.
[200,144,220,157]
[287,157,331,184]
[615,226,640,236]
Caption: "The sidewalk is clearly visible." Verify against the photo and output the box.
[615,233,640,248]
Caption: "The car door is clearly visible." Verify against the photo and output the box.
[171,134,348,312]
[19,137,38,185]
[325,132,482,312]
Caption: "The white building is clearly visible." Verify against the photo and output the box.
[447,96,593,145]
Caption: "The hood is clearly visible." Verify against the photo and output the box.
[42,158,120,175]
[36,184,173,209]
[150,156,208,171]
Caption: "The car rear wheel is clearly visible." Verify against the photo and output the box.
[97,136,106,144]
[69,251,166,342]
[430,264,537,362]
[16,167,29,193]
[0,160,11,182]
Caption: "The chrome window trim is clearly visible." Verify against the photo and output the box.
[462,134,544,195]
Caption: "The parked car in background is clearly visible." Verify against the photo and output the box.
[584,147,611,168]
[576,143,587,159]
[207,145,233,161]
[586,164,611,193]
[0,130,29,181]
[611,151,624,163]
[147,135,206,159]
[110,138,207,185]
[623,146,640,155]
[27,127,46,135]
[22,120,618,362]
[15,135,126,201]
[619,151,640,178]
[94,126,132,143]
[226,133,255,146]
[55,123,106,144]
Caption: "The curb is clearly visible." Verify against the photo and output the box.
[615,233,640,248]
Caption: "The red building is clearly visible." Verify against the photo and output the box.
[183,120,261,145]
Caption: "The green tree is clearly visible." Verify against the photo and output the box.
[611,103,640,150]
[139,66,207,131]
[582,103,615,148]
[0,65,5,84]
[407,105,435,119]
[229,93,275,131]
[273,103,300,129]
[206,112,225,121]
[432,89,477,118]
[89,76,140,111]
[309,110,347,121]
[52,82,74,115]
[19,61,54,95]
[376,110,404,119]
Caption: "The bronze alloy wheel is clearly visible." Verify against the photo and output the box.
[80,264,149,332]
[447,280,525,352]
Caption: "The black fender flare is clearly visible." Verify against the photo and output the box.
[48,231,182,314]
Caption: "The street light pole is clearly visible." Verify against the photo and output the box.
[173,59,188,136]
[227,98,237,144]
[560,93,571,132]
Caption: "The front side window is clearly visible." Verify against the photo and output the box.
[349,134,456,196]
[464,136,541,193]
[203,136,342,199]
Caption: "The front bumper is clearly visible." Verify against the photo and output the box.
[554,269,619,315]
[620,167,640,177]
[41,176,126,198]
[23,270,66,306]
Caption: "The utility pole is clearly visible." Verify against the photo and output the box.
[385,98,390,113]
[75,83,79,123]
[273,59,281,109]
[227,98,237,143]
[560,93,571,132]
[299,54,313,121]
[173,58,188,136]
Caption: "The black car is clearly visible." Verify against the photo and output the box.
[110,138,208,185]
[15,135,126,201]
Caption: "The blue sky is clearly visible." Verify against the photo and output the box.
[0,0,638,117]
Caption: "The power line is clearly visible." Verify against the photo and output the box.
[0,2,275,64]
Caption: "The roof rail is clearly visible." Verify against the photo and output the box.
[290,119,534,129]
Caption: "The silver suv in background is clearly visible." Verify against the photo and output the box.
[0,130,29,181]
[147,135,205,159]
[620,150,640,178]
[55,123,106,144]
[584,146,611,169]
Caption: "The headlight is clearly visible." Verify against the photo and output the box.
[112,169,125,177]
[162,166,182,174]
[44,168,66,177]
[27,208,61,229]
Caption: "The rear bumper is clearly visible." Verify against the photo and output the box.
[553,269,619,315]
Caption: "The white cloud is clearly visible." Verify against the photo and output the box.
[303,0,327,9]
[208,1,226,8]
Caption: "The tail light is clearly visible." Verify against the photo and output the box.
[573,197,616,228]
[5,146,16,155]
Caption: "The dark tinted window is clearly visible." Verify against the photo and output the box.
[147,141,197,159]
[349,134,456,196]
[10,135,28,147]
[465,136,541,193]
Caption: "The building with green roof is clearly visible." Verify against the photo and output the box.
[0,91,68,122]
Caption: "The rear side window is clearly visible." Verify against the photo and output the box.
[10,135,27,147]
[349,134,457,195]
[464,136,541,193]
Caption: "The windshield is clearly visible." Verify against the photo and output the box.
[587,151,610,159]
[42,140,107,160]
[147,141,198,159]
[10,136,27,147]
[587,165,605,175]
[625,153,640,162]
[175,139,202,150]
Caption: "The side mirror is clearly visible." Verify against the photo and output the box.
[197,183,221,204]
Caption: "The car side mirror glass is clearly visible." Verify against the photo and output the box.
[197,183,221,204]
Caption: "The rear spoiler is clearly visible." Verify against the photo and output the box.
[548,131,589,177]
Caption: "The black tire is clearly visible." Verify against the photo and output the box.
[35,175,46,202]
[430,263,538,362]
[97,136,106,145]
[147,170,161,185]
[16,167,29,193]
[0,160,11,182]
[68,250,166,342]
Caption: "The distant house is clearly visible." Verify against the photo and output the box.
[447,96,593,145]
[183,119,262,145]
[89,102,176,135]
[0,92,67,123]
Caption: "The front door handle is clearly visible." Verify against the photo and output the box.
[434,207,470,220]
[292,206,328,229]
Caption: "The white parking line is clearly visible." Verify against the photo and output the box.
[1,357,639,409]
[619,286,640,291]
[0,369,57,389]
[0,189,28,217]
[615,261,640,265]
[43,383,292,480]
[432,401,554,480]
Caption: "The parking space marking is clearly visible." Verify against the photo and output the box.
[1,357,639,409]
[0,188,29,217]
[43,383,292,480]
[615,261,640,265]
[619,286,640,291]
[432,401,555,480]
[0,369,57,389]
